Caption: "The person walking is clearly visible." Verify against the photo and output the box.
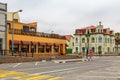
[88,49,93,61]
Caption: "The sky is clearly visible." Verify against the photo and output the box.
[1,0,120,35]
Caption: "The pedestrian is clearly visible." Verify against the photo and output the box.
[88,49,93,61]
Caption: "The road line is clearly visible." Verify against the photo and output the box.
[14,74,52,80]
[34,63,110,75]
[13,63,22,68]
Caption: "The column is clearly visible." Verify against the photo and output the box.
[51,45,54,56]
[19,44,21,52]
[29,44,31,53]
[36,44,38,54]
[44,45,46,54]
[63,44,66,55]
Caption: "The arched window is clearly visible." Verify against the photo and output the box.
[82,47,85,53]
[110,39,112,43]
[76,47,78,53]
[98,36,102,43]
[76,38,78,43]
[91,37,95,43]
[105,38,107,43]
[92,47,95,53]
[82,38,85,43]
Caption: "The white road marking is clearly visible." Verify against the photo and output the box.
[13,63,22,68]
[34,63,110,75]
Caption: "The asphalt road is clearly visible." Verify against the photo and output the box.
[0,56,120,80]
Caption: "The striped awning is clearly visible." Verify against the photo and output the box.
[9,40,21,44]
[54,43,59,46]
[22,41,31,45]
[31,41,36,45]
[38,42,46,46]
[46,43,52,46]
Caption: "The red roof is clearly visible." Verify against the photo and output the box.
[80,25,96,30]
[65,35,71,41]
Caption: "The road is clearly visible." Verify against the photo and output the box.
[0,56,120,80]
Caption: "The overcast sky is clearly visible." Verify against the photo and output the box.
[1,0,120,35]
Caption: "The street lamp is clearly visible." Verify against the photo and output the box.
[11,9,22,54]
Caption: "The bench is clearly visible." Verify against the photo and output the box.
[52,59,82,63]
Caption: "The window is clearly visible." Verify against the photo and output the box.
[76,38,78,43]
[82,38,85,43]
[23,26,29,32]
[110,39,112,43]
[91,37,95,43]
[31,45,36,53]
[0,38,2,44]
[98,29,99,33]
[105,38,107,43]
[72,42,74,46]
[92,47,95,53]
[82,47,85,53]
[10,44,19,53]
[30,27,35,32]
[38,46,44,53]
[108,47,110,53]
[21,45,29,53]
[76,47,78,53]
[54,46,59,52]
[98,36,102,43]
[46,46,51,53]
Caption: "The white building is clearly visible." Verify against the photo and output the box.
[73,22,115,54]
[0,2,7,51]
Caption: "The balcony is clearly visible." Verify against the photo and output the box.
[9,29,66,40]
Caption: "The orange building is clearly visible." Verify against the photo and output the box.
[7,19,66,57]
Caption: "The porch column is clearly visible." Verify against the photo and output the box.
[19,44,21,52]
[36,44,38,54]
[44,45,46,54]
[51,45,54,53]
[29,45,31,53]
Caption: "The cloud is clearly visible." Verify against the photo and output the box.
[1,0,120,34]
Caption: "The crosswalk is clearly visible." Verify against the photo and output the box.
[0,70,61,80]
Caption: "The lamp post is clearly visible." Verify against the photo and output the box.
[11,10,22,54]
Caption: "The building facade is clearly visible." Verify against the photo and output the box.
[7,14,66,56]
[0,2,7,51]
[73,22,115,54]
[65,35,74,54]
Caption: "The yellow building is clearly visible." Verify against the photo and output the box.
[7,14,66,57]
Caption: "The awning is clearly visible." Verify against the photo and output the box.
[9,40,21,44]
[31,41,36,45]
[38,42,46,46]
[22,41,31,45]
[46,43,52,46]
[54,43,59,46]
